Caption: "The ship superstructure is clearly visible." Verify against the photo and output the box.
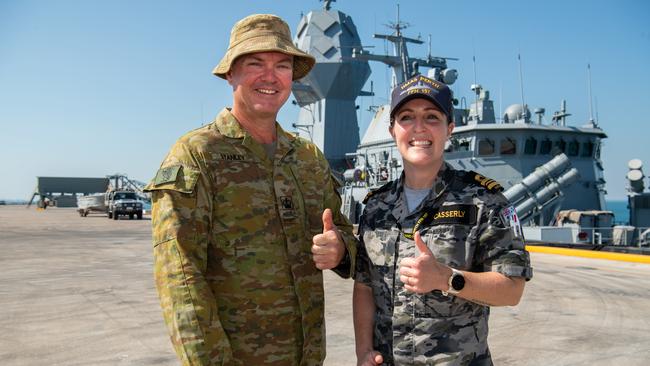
[292,2,608,226]
[343,76,607,225]
[292,0,371,172]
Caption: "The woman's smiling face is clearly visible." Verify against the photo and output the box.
[390,98,454,169]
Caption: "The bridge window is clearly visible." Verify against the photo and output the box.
[500,138,517,155]
[459,140,471,151]
[524,137,537,155]
[456,138,471,152]
[581,141,594,157]
[554,139,566,153]
[540,139,552,155]
[447,138,471,153]
[568,140,579,156]
[478,139,495,156]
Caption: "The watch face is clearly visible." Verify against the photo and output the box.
[451,273,466,291]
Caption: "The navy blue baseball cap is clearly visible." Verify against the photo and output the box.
[390,75,453,123]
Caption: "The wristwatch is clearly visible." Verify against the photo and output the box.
[442,268,465,296]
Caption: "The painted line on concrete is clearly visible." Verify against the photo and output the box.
[526,245,650,264]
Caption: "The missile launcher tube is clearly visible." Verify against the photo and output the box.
[514,168,580,219]
[504,153,571,205]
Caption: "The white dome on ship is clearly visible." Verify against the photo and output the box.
[628,159,643,170]
[503,104,530,122]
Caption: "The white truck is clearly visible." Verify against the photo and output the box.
[106,191,143,220]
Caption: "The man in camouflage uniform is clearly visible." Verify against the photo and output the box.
[144,14,356,366]
[353,75,533,366]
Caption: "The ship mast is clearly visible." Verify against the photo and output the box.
[587,63,598,127]
[472,54,480,122]
[320,0,335,11]
[352,4,455,87]
[517,53,527,120]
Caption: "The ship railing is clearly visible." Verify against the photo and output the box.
[574,226,650,247]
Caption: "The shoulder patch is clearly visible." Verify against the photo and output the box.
[145,165,200,194]
[362,182,393,204]
[500,205,524,239]
[153,165,180,185]
[466,171,504,193]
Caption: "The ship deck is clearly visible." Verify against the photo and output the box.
[1,206,649,365]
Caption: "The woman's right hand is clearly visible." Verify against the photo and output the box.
[357,350,383,366]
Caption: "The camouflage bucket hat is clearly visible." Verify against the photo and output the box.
[213,14,316,81]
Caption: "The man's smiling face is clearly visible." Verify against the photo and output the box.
[227,52,294,120]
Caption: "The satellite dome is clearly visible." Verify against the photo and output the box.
[628,170,643,181]
[503,104,530,123]
[628,159,643,170]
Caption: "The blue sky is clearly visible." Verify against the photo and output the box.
[1,0,648,201]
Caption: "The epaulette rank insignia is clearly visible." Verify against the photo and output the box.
[362,182,392,204]
[468,171,504,193]
[362,191,375,204]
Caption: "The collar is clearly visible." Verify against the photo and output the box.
[213,108,298,163]
[389,162,455,222]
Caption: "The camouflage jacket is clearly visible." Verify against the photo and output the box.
[144,108,356,366]
[355,163,533,366]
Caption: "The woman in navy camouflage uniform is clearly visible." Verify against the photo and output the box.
[353,75,533,366]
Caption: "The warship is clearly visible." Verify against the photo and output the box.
[291,1,649,248]
[290,1,605,223]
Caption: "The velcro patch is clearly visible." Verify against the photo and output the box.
[153,165,180,185]
[500,205,523,239]
[432,204,477,225]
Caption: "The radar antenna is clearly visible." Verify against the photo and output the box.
[320,0,335,11]
[552,100,571,126]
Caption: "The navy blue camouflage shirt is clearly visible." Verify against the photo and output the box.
[355,163,533,366]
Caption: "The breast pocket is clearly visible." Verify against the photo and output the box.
[422,224,475,270]
[289,165,324,238]
[212,160,271,254]
[362,228,398,267]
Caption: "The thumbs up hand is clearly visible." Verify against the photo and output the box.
[399,231,452,293]
[312,208,346,270]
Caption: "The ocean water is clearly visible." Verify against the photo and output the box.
[0,198,633,225]
[605,200,629,225]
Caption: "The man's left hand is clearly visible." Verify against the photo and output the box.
[312,208,345,270]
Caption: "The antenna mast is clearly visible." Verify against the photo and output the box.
[587,63,596,125]
[517,53,526,120]
[472,54,480,122]
[352,4,454,86]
